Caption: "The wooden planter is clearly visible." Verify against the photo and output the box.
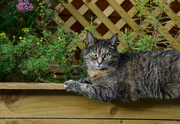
[1,83,180,124]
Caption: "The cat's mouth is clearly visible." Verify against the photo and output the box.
[96,65,101,69]
[95,65,108,70]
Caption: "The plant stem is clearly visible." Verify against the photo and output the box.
[150,0,158,43]
[126,38,133,53]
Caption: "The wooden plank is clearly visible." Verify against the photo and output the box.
[103,5,114,17]
[1,119,180,124]
[1,90,180,119]
[0,83,65,90]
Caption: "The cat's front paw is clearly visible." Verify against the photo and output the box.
[64,80,79,92]
[79,78,92,84]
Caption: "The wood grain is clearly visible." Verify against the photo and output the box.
[1,119,180,124]
[1,90,180,120]
[0,83,65,90]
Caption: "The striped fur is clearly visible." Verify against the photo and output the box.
[64,31,180,102]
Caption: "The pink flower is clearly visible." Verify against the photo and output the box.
[16,0,34,12]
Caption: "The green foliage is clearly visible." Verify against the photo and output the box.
[120,28,169,53]
[83,15,99,37]
[119,0,180,53]
[0,0,86,83]
[0,21,81,82]
[0,0,55,39]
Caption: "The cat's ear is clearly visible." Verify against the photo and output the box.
[107,33,118,47]
[86,31,95,46]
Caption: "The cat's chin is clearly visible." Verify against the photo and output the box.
[94,66,108,70]
[95,67,102,70]
[88,67,105,70]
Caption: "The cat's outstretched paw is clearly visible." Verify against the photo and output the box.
[64,80,79,92]
[79,77,92,84]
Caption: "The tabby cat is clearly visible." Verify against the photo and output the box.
[64,31,180,102]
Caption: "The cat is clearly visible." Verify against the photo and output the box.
[64,31,180,102]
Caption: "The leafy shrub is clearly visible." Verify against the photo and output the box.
[0,21,81,82]
[0,0,55,40]
[119,0,180,53]
[0,0,83,83]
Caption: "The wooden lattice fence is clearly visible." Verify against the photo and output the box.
[36,0,180,65]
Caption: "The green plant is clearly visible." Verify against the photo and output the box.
[0,0,84,83]
[120,28,167,53]
[119,0,180,53]
[0,0,55,40]
[0,21,81,82]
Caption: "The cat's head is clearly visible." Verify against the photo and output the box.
[83,31,120,70]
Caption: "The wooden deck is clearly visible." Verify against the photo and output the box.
[0,83,180,124]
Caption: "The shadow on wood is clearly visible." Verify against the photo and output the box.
[1,88,180,124]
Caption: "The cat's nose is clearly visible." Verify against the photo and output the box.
[97,58,103,65]
[97,61,102,65]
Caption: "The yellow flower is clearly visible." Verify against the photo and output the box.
[36,42,40,45]
[59,20,64,23]
[22,28,29,33]
[0,32,5,36]
[19,37,26,43]
[21,40,26,43]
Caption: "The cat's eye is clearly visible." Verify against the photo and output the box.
[105,53,111,58]
[91,52,97,57]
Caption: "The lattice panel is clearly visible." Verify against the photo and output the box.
[36,0,180,65]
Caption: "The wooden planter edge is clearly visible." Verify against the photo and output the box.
[0,82,65,90]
